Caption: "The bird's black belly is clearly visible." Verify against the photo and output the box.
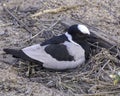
[45,44,74,61]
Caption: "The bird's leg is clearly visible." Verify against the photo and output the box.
[26,62,35,77]
[31,63,36,74]
[26,63,31,77]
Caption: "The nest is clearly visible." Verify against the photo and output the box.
[13,47,120,95]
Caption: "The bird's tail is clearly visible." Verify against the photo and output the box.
[3,48,22,58]
[3,48,41,64]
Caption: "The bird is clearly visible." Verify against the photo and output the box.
[3,24,94,70]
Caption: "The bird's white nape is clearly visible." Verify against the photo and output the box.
[65,32,79,45]
[77,24,90,35]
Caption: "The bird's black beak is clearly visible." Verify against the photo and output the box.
[86,34,99,43]
[88,33,98,39]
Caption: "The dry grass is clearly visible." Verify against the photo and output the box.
[14,48,119,95]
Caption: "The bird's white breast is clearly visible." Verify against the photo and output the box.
[63,41,85,60]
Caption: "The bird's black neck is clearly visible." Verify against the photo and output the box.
[72,35,90,60]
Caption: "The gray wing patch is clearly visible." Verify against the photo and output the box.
[45,44,74,61]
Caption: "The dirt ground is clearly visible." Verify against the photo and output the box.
[0,0,120,96]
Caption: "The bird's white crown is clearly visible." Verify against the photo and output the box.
[77,24,90,35]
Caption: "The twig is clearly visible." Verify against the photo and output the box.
[3,3,32,33]
[23,29,44,43]
[97,59,110,77]
[81,91,120,96]
[61,82,75,91]
[0,59,12,65]
[0,23,13,27]
[31,4,81,17]
[23,16,61,43]
[0,59,18,65]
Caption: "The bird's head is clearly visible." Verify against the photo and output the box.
[67,24,90,40]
